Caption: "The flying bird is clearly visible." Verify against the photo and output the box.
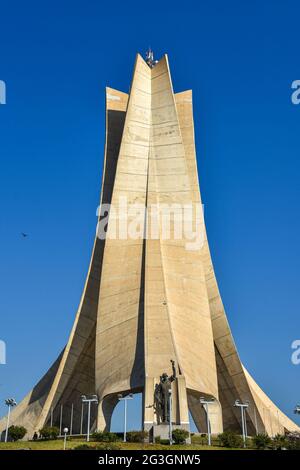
[21,232,28,238]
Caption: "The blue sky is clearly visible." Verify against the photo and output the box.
[0,0,300,432]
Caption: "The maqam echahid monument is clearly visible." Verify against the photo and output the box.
[1,51,299,439]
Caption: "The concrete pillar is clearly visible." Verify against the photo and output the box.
[97,395,118,432]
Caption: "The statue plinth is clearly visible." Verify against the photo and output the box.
[149,423,190,444]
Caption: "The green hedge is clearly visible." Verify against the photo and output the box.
[126,430,149,443]
[172,429,189,444]
[92,431,118,442]
[8,425,27,441]
[218,431,243,448]
[39,426,60,440]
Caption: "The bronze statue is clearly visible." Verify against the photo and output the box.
[154,360,176,424]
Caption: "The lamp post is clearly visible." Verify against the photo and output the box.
[81,395,98,442]
[234,399,249,447]
[63,427,69,450]
[118,393,133,442]
[80,401,84,435]
[4,398,17,443]
[200,397,215,446]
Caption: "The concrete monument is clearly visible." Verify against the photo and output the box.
[1,52,299,439]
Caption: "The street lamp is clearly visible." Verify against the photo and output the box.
[118,393,133,442]
[4,398,17,443]
[200,397,215,446]
[63,427,69,450]
[234,399,249,447]
[81,394,98,442]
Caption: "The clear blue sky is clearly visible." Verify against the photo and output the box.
[0,0,300,432]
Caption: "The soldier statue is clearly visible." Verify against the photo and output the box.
[154,359,176,424]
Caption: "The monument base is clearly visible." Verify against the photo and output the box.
[144,423,191,444]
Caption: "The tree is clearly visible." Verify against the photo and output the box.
[252,433,272,449]
[172,429,189,444]
[218,431,243,448]
[8,425,27,441]
[39,426,59,440]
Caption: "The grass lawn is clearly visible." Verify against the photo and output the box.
[0,439,231,451]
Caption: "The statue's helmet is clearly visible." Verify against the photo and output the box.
[162,372,168,379]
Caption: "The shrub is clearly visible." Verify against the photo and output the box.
[8,425,27,441]
[126,430,148,443]
[73,442,121,450]
[272,434,289,450]
[154,436,161,443]
[286,432,300,450]
[218,431,243,448]
[96,442,121,450]
[191,433,208,445]
[92,431,118,442]
[160,439,170,445]
[252,433,272,450]
[245,437,253,448]
[39,426,60,440]
[172,428,189,444]
[73,444,93,450]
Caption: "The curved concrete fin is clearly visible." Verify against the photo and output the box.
[0,86,128,435]
[197,150,299,435]
[176,87,300,434]
[243,365,300,434]
[0,351,63,437]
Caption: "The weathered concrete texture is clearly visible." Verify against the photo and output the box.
[0,54,299,438]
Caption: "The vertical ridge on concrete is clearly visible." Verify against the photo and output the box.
[154,58,218,399]
[143,56,222,432]
[95,56,151,427]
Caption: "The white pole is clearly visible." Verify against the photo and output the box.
[243,407,248,440]
[64,431,67,450]
[241,406,246,447]
[4,405,11,443]
[206,403,211,446]
[80,402,84,435]
[87,401,91,442]
[70,404,74,436]
[59,404,63,436]
[124,399,127,442]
